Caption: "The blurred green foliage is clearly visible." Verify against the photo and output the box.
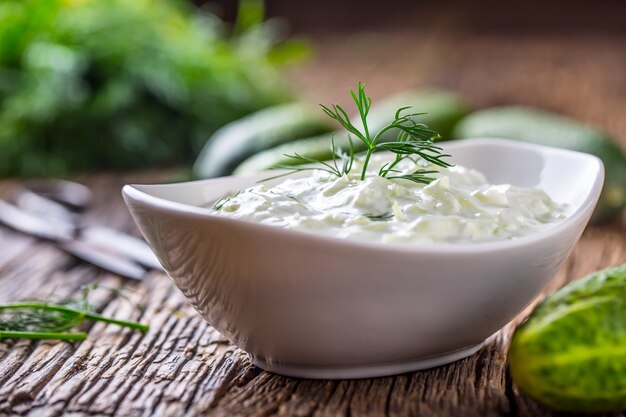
[0,0,307,177]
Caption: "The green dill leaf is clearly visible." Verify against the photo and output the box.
[387,170,440,184]
[284,194,301,203]
[261,136,353,181]
[212,191,241,211]
[364,212,394,221]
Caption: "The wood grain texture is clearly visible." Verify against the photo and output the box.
[1,22,626,416]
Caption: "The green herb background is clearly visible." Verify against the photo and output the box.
[0,0,306,177]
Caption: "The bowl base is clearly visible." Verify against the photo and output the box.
[250,342,485,379]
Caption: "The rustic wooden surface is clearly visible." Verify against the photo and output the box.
[1,17,626,417]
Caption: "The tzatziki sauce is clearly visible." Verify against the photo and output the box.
[211,155,566,244]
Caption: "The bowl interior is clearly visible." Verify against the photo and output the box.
[130,138,602,219]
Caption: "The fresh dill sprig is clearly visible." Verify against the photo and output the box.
[267,82,452,182]
[0,285,149,341]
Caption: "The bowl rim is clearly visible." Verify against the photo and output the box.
[122,138,604,255]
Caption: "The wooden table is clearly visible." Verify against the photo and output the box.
[1,23,626,417]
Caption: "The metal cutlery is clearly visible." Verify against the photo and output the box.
[0,179,163,280]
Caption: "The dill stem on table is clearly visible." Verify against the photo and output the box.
[0,330,87,341]
[0,302,149,340]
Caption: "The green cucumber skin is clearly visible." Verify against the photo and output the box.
[452,107,626,223]
[193,103,333,178]
[233,90,470,175]
[509,263,626,412]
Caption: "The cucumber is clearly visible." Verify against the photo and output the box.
[193,103,333,178]
[452,107,626,223]
[234,132,360,175]
[509,263,626,412]
[233,90,469,175]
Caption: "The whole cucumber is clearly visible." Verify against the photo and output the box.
[233,90,469,175]
[509,263,626,412]
[193,103,333,178]
[452,107,626,223]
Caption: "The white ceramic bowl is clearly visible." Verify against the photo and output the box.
[123,138,604,379]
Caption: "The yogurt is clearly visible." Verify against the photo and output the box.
[211,155,566,244]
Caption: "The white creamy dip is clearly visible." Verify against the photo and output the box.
[211,155,566,244]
